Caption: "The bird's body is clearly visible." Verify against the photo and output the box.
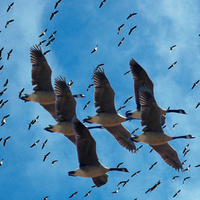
[5,19,14,28]
[129,86,194,170]
[91,45,98,53]
[128,26,137,35]
[68,117,129,187]
[127,13,137,20]
[118,37,125,47]
[117,24,124,34]
[126,58,187,124]
[39,29,47,37]
[7,2,14,12]
[50,10,58,20]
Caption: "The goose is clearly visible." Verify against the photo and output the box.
[54,0,61,9]
[44,76,101,145]
[117,24,124,34]
[126,13,137,20]
[117,37,125,47]
[83,67,136,151]
[126,58,187,125]
[7,2,14,12]
[99,0,106,8]
[170,45,177,53]
[129,86,195,170]
[50,10,58,20]
[128,25,137,35]
[68,117,129,187]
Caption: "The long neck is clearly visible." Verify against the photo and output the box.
[109,168,127,172]
[167,109,180,113]
[172,135,188,139]
[87,125,103,129]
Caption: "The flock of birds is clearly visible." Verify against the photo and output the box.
[1,1,200,199]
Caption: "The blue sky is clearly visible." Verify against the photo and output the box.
[0,0,200,199]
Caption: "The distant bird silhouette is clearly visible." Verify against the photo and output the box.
[3,79,9,87]
[0,47,4,58]
[84,190,91,197]
[0,159,3,166]
[0,88,7,96]
[183,164,191,172]
[145,180,161,193]
[86,84,94,91]
[183,149,190,157]
[131,170,141,177]
[91,45,98,53]
[28,115,39,130]
[124,70,131,75]
[117,162,123,168]
[117,179,130,187]
[0,65,3,72]
[131,127,139,134]
[95,63,104,70]
[39,29,47,37]
[172,123,178,129]
[1,115,10,126]
[195,164,200,167]
[51,160,58,166]
[112,188,120,194]
[38,40,46,46]
[170,45,177,53]
[191,80,200,89]
[182,176,190,184]
[43,196,49,200]
[181,159,187,165]
[99,0,106,8]
[173,189,181,198]
[83,101,91,110]
[124,96,133,104]
[7,49,13,60]
[50,10,58,20]
[195,102,200,108]
[67,80,73,88]
[117,105,126,111]
[172,176,179,182]
[149,161,157,170]
[19,88,25,98]
[118,37,125,47]
[43,152,50,162]
[44,50,51,55]
[54,0,61,9]
[7,2,14,12]
[3,136,11,146]
[30,140,40,148]
[68,117,129,187]
[69,191,78,198]
[5,19,14,28]
[0,100,9,108]
[127,13,137,20]
[134,145,143,153]
[168,61,177,69]
[42,139,48,149]
[117,24,124,34]
[49,30,57,39]
[46,37,55,46]
[182,143,189,154]
[128,26,137,35]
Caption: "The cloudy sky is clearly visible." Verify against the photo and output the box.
[0,0,200,199]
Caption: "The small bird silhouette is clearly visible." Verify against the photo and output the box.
[117,24,124,34]
[91,45,98,53]
[39,29,47,37]
[7,2,14,12]
[127,13,137,20]
[54,0,61,9]
[191,80,200,89]
[50,10,58,20]
[168,61,177,69]
[170,45,177,53]
[43,152,50,162]
[5,19,14,28]
[128,26,137,35]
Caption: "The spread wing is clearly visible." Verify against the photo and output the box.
[92,174,108,187]
[30,45,53,91]
[93,68,116,113]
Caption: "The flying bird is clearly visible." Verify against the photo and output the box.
[128,25,137,35]
[54,0,61,9]
[28,115,39,130]
[145,180,161,193]
[117,24,124,34]
[191,80,200,89]
[0,88,7,96]
[50,10,58,20]
[3,136,11,146]
[126,58,187,123]
[117,37,125,47]
[68,117,129,187]
[172,123,178,129]
[183,144,189,154]
[46,37,55,46]
[86,84,94,91]
[117,162,123,168]
[134,145,143,153]
[170,45,177,53]
[0,159,3,166]
[43,152,50,162]
[129,86,194,170]
[3,79,9,87]
[124,96,133,104]
[39,29,47,37]
[99,0,106,8]
[49,30,57,39]
[131,127,139,135]
[112,188,120,194]
[149,161,158,170]
[1,115,10,126]
[182,176,190,184]
[168,61,177,69]
[7,2,14,12]
[0,47,4,58]
[124,70,131,75]
[91,45,98,53]
[5,19,14,28]
[127,12,137,20]
[183,149,190,157]
[173,189,181,198]
[84,190,91,197]
[117,179,130,187]
[30,140,40,148]
[7,49,13,60]
[51,160,58,166]
[131,170,141,177]
[117,105,126,111]
[83,67,136,152]
[43,50,51,55]
[0,100,9,108]
[0,65,3,72]
[19,88,25,98]
[172,176,179,182]
[67,80,73,88]
[42,139,48,149]
[195,102,200,108]
[69,191,78,198]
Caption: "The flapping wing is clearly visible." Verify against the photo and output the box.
[93,68,116,113]
[54,76,76,121]
[139,86,162,131]
[92,174,108,187]
[150,143,183,170]
[30,45,53,91]
[104,124,136,152]
[129,58,154,110]
[72,117,100,167]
